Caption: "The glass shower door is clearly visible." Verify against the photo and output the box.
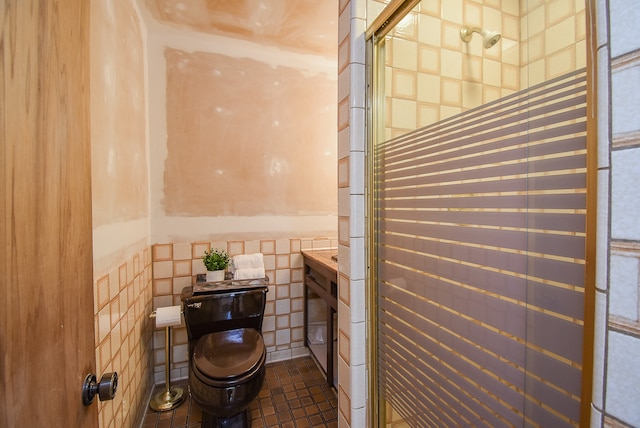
[368,1,594,426]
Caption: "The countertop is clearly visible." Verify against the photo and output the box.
[301,249,338,274]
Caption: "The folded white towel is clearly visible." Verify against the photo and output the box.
[232,253,264,270]
[234,267,266,280]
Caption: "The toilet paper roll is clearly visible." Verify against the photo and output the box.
[155,305,182,328]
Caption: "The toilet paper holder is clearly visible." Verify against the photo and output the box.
[149,306,185,411]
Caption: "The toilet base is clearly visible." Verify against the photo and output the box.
[201,409,249,428]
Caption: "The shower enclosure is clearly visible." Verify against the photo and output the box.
[367,1,596,426]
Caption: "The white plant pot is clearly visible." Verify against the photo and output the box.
[206,270,225,282]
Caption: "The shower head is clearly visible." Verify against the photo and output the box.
[460,26,502,49]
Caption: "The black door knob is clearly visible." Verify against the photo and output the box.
[82,372,118,405]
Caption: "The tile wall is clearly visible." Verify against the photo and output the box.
[594,1,640,427]
[151,237,337,384]
[93,246,154,428]
[384,0,587,138]
[386,1,520,136]
[520,0,586,87]
[338,0,368,426]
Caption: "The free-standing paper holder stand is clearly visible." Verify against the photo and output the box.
[149,307,185,412]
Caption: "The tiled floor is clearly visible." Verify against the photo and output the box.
[141,356,338,428]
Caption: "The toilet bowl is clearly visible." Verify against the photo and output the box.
[181,280,268,427]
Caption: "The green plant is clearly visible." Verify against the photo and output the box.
[202,248,230,271]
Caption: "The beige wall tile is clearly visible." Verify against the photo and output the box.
[441,49,463,79]
[418,103,440,128]
[152,244,172,261]
[547,47,576,79]
[393,69,418,99]
[391,98,418,130]
[441,0,463,23]
[442,21,463,51]
[419,45,441,74]
[545,17,576,55]
[418,14,441,46]
[392,39,419,71]
[464,2,482,28]
[418,73,441,103]
[441,78,462,106]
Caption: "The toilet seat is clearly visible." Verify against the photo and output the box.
[193,328,265,381]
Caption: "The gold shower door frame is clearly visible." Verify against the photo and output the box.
[365,1,597,426]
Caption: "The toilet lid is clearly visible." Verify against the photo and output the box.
[193,328,265,380]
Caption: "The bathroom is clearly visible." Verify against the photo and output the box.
[2,0,640,427]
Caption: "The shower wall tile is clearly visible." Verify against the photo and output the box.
[503,13,519,39]
[419,14,441,45]
[441,78,462,105]
[442,0,463,23]
[441,49,463,79]
[502,63,519,90]
[419,103,440,127]
[463,55,482,81]
[442,21,463,50]
[391,98,417,129]
[393,69,417,99]
[462,81,482,108]
[520,0,585,86]
[464,2,482,28]
[546,18,576,54]
[392,38,418,71]
[385,1,524,133]
[419,45,441,74]
[483,4,503,32]
[547,47,576,78]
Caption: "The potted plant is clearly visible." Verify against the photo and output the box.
[202,248,230,282]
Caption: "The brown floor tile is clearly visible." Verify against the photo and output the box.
[140,356,338,428]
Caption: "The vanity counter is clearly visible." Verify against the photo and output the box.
[301,249,337,387]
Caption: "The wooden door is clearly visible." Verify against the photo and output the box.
[0,1,98,427]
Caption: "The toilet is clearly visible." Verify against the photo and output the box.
[181,279,268,427]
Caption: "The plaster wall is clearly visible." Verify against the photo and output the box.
[139,2,339,243]
[90,1,154,427]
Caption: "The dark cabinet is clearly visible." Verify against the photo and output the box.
[302,250,338,388]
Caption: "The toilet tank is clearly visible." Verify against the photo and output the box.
[181,281,268,343]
